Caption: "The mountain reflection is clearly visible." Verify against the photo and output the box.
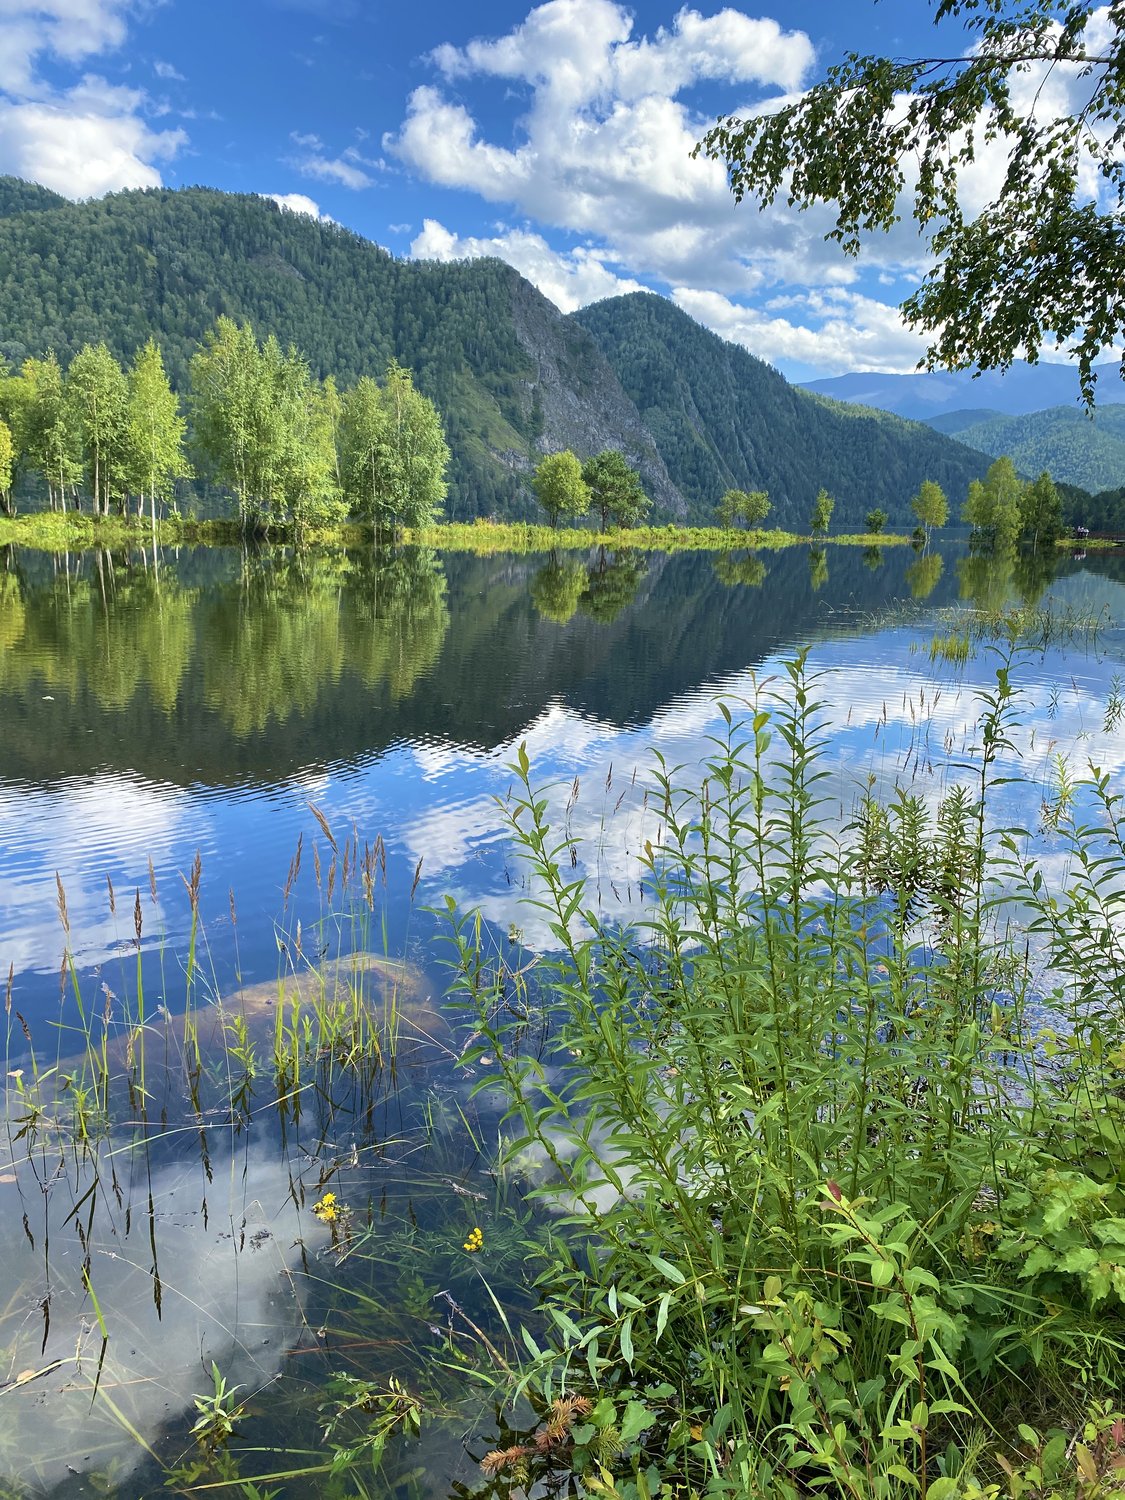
[0,539,1115,791]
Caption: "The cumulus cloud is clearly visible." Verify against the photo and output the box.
[384,0,941,363]
[0,2,188,197]
[153,59,185,81]
[268,190,331,219]
[672,285,931,374]
[386,0,1122,373]
[0,77,187,199]
[411,218,646,312]
[0,0,134,98]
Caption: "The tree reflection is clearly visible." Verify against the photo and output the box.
[905,552,943,600]
[713,551,767,588]
[578,550,645,624]
[530,556,589,625]
[341,547,450,700]
[0,551,194,712]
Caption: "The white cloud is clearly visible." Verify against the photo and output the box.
[269,190,331,219]
[153,59,185,81]
[411,218,646,312]
[387,0,823,297]
[289,140,380,190]
[385,0,937,362]
[0,76,187,198]
[0,0,134,98]
[672,285,931,374]
[388,1,1125,374]
[0,5,188,197]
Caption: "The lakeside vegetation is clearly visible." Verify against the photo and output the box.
[0,510,920,554]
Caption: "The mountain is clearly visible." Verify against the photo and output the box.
[572,293,989,526]
[924,408,1004,436]
[0,178,679,520]
[0,178,989,525]
[800,361,1125,420]
[917,404,1125,494]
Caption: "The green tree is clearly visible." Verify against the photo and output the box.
[377,360,450,530]
[963,456,1023,551]
[190,318,280,525]
[582,450,649,531]
[865,509,887,534]
[696,2,1125,402]
[530,556,589,623]
[340,376,390,525]
[124,339,190,539]
[22,353,80,511]
[810,487,834,535]
[717,488,771,530]
[912,480,949,539]
[0,418,13,515]
[275,353,345,534]
[1020,471,1064,550]
[532,450,590,529]
[0,366,31,506]
[67,343,129,515]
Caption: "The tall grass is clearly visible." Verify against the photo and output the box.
[446,646,1125,1499]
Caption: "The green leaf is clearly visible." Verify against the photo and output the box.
[655,1291,671,1342]
[650,1254,686,1286]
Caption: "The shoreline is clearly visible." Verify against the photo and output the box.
[0,512,914,555]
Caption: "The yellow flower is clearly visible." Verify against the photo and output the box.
[313,1191,339,1223]
[462,1226,484,1252]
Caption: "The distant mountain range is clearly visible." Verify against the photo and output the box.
[0,177,991,526]
[922,406,1125,494]
[801,362,1125,420]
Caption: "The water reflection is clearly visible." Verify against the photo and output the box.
[2,537,1125,1494]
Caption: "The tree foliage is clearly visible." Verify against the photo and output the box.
[810,487,834,534]
[697,2,1125,401]
[963,456,1024,550]
[0,416,12,512]
[912,479,949,535]
[581,450,650,530]
[717,487,771,529]
[532,450,590,528]
[864,508,887,534]
[125,339,190,525]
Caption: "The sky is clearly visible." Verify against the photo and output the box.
[0,0,1103,381]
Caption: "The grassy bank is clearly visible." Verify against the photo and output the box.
[0,510,914,555]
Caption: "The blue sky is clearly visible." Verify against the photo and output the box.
[0,1,1094,379]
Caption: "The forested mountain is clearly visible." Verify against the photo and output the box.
[573,294,990,526]
[802,361,1125,418]
[921,404,1125,494]
[0,179,677,519]
[0,178,990,524]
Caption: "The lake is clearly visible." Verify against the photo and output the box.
[0,536,1123,1496]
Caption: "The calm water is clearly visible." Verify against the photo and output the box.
[1,536,1125,1496]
